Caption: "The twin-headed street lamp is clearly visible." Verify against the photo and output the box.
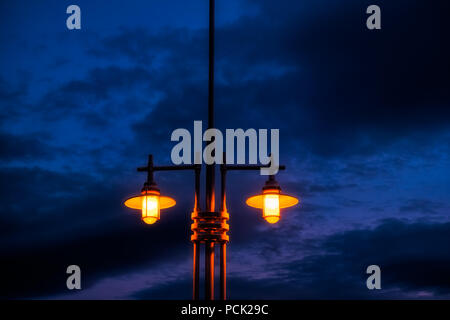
[124,155,299,300]
[123,0,299,300]
[124,159,298,226]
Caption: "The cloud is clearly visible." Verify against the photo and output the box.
[0,166,194,299]
[36,66,153,118]
[276,219,450,298]
[84,0,450,159]
[0,76,29,124]
[0,132,53,161]
[399,199,446,215]
[131,219,450,299]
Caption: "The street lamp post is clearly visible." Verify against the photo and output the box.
[205,0,216,300]
[124,0,299,300]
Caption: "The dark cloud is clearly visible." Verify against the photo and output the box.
[318,219,450,296]
[88,27,206,66]
[133,219,450,299]
[307,182,357,194]
[0,166,193,299]
[399,199,445,215]
[0,132,53,161]
[0,76,29,123]
[218,0,450,156]
[0,77,26,103]
[86,0,450,159]
[35,66,153,120]
[132,279,192,300]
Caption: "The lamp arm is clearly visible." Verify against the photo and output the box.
[137,154,202,211]
[219,151,286,213]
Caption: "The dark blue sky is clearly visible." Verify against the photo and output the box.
[1,0,449,299]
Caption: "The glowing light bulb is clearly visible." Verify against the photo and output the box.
[141,195,160,224]
[263,194,280,224]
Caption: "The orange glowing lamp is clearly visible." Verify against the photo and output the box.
[246,176,298,224]
[124,182,176,224]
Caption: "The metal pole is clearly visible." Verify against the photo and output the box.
[195,166,201,212]
[205,0,215,213]
[193,167,201,300]
[205,241,215,300]
[220,153,227,300]
[204,0,216,301]
[147,154,154,184]
[220,242,226,300]
[193,241,200,300]
[208,0,215,130]
[220,153,227,213]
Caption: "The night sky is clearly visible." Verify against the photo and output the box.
[1,0,449,299]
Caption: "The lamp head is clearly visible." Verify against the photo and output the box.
[124,180,176,225]
[246,175,299,224]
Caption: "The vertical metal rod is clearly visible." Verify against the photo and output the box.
[195,167,201,212]
[205,0,216,301]
[220,152,227,300]
[205,241,215,300]
[193,167,201,300]
[205,242,211,300]
[208,0,215,129]
[220,153,227,213]
[220,242,226,300]
[193,241,200,300]
[205,0,215,300]
[147,154,154,184]
[205,0,215,213]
